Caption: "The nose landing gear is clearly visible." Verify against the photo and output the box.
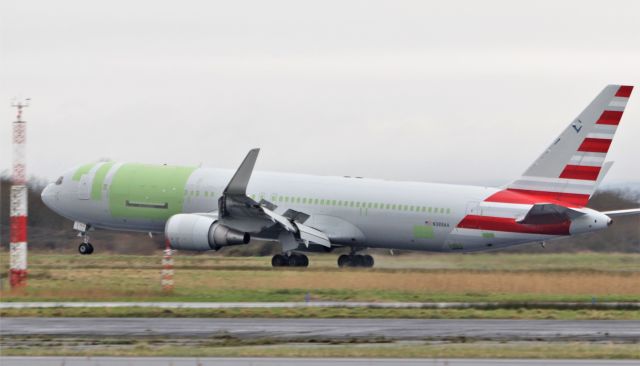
[78,242,94,255]
[75,221,94,255]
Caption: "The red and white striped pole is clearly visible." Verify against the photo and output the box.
[161,239,174,292]
[9,99,29,288]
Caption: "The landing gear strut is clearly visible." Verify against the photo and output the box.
[272,253,309,267]
[75,222,94,255]
[338,254,374,268]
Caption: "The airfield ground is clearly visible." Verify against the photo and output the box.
[1,252,639,359]
[1,252,638,305]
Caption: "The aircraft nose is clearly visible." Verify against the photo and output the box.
[41,183,56,208]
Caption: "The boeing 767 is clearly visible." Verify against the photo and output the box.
[41,85,640,267]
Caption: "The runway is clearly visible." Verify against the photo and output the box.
[2,317,639,341]
[1,357,638,366]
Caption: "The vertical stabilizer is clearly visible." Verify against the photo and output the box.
[506,85,632,206]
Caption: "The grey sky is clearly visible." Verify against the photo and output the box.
[1,0,639,186]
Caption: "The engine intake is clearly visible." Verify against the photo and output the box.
[165,214,250,251]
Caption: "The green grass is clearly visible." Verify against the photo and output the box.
[2,339,639,359]
[6,252,640,271]
[1,252,639,305]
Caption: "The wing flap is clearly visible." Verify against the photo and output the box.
[297,222,331,247]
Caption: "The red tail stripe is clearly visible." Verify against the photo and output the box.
[485,189,590,207]
[9,216,28,243]
[457,215,571,235]
[559,165,601,181]
[615,85,633,98]
[578,138,612,153]
[596,110,623,125]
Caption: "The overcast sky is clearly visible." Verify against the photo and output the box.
[1,0,639,186]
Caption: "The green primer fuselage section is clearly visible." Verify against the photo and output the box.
[108,163,197,221]
[91,162,115,200]
[72,163,96,181]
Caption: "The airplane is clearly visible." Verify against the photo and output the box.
[41,85,640,268]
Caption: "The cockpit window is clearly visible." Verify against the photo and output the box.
[55,176,64,185]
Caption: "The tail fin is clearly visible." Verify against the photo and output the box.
[506,85,633,207]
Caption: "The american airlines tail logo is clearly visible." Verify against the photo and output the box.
[572,119,583,133]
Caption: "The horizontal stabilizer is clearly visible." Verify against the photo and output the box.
[602,208,640,217]
[516,203,585,225]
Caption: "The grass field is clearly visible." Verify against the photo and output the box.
[1,252,638,304]
[2,338,639,359]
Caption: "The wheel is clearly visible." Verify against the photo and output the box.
[352,255,365,267]
[288,254,305,267]
[78,243,90,255]
[363,255,374,268]
[87,243,94,254]
[337,254,350,268]
[299,254,309,267]
[291,254,309,267]
[272,254,286,267]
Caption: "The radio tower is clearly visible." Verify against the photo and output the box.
[9,98,30,288]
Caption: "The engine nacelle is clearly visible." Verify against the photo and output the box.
[165,214,250,251]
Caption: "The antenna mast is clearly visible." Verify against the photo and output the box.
[9,98,30,288]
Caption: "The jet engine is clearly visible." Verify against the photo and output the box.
[165,213,250,251]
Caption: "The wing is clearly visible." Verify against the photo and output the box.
[216,148,332,250]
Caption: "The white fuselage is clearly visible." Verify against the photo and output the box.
[41,162,595,253]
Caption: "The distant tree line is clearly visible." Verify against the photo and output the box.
[0,176,638,254]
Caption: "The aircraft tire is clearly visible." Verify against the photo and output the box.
[87,243,94,254]
[287,255,300,267]
[298,254,309,267]
[351,255,365,267]
[78,243,91,255]
[337,254,350,268]
[271,254,287,267]
[363,255,374,267]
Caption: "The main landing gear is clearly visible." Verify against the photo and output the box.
[272,253,309,267]
[338,254,374,268]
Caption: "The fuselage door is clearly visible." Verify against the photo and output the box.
[77,174,91,200]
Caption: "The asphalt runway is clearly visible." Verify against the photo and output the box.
[1,357,638,366]
[2,318,639,341]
